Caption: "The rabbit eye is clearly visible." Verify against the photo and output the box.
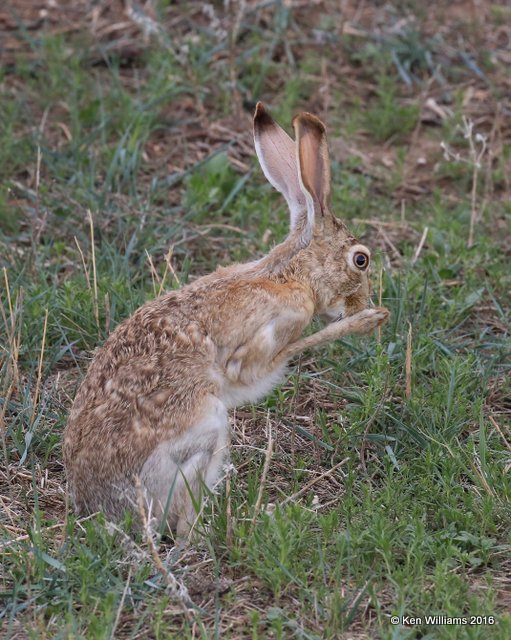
[353,252,369,270]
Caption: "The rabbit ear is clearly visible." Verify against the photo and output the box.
[253,102,306,230]
[292,112,331,231]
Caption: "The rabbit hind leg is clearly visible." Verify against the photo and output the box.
[140,399,230,537]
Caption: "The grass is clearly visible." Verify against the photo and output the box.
[363,76,419,142]
[1,1,510,638]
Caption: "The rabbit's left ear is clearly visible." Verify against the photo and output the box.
[292,112,331,230]
[253,103,307,233]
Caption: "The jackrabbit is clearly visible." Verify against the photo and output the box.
[63,103,389,537]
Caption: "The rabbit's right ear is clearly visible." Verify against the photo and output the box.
[253,103,307,234]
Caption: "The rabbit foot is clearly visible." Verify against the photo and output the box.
[342,307,390,336]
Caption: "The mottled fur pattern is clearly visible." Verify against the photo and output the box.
[63,104,389,537]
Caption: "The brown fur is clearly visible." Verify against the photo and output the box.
[63,104,389,535]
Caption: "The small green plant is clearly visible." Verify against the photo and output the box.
[364,76,419,142]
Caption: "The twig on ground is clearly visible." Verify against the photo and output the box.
[87,210,100,331]
[250,414,273,529]
[134,477,194,616]
[109,568,132,640]
[405,321,412,399]
[411,226,428,265]
[488,415,511,453]
[225,472,233,549]
[163,247,181,291]
[377,267,383,343]
[0,513,99,549]
[30,308,48,426]
[279,457,349,507]
[74,237,91,290]
[352,218,412,230]
[377,225,402,262]
[441,117,487,248]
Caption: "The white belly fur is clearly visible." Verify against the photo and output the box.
[222,362,288,408]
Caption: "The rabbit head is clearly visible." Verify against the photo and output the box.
[254,103,373,322]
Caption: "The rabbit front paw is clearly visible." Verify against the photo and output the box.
[348,307,389,335]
